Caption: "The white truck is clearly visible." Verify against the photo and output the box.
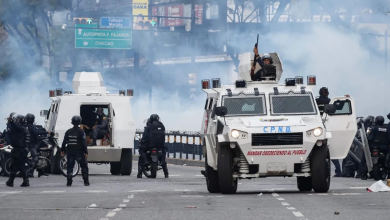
[40,72,136,175]
[200,52,357,194]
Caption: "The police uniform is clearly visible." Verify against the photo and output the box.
[6,116,30,187]
[61,125,89,186]
[360,124,389,176]
[26,123,48,177]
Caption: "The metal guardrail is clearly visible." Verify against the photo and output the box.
[133,130,204,161]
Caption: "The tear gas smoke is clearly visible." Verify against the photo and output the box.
[0,19,388,132]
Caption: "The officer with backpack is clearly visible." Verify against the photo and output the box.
[138,114,169,178]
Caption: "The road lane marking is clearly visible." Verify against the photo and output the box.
[41,191,64,193]
[85,190,107,193]
[349,187,368,189]
[293,211,304,217]
[174,189,191,191]
[272,193,279,197]
[333,193,361,195]
[113,208,122,212]
[123,199,130,203]
[317,193,328,195]
[281,202,290,206]
[89,204,97,207]
[0,191,22,194]
[128,195,134,199]
[119,204,126,207]
[181,195,204,197]
[106,211,116,217]
[195,175,204,177]
[128,190,146,192]
[277,198,285,201]
[287,207,295,210]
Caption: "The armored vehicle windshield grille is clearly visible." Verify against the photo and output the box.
[222,94,266,116]
[252,133,303,146]
[270,92,317,115]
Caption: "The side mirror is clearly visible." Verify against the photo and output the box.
[40,110,48,117]
[324,104,336,115]
[215,106,228,117]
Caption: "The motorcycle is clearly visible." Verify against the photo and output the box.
[0,134,79,177]
[370,146,388,181]
[141,147,164,178]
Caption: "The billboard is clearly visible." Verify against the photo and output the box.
[133,0,149,29]
[152,4,203,27]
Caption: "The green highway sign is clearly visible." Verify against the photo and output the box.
[75,24,132,49]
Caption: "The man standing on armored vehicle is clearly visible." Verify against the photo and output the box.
[315,87,342,177]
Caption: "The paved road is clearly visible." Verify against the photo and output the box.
[0,162,388,220]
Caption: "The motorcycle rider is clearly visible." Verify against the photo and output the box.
[6,114,30,187]
[61,116,89,186]
[315,87,342,177]
[360,116,389,180]
[137,118,151,178]
[0,112,17,176]
[140,114,169,178]
[25,113,50,177]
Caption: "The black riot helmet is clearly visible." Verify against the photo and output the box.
[387,113,390,120]
[319,87,329,96]
[262,53,273,64]
[9,112,16,118]
[71,115,82,126]
[12,114,24,125]
[375,116,385,125]
[26,113,35,123]
[149,114,160,123]
[364,115,375,128]
[146,118,151,126]
[20,115,26,125]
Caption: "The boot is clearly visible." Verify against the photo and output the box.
[6,173,16,187]
[83,172,90,186]
[163,166,169,178]
[89,139,96,146]
[201,170,206,177]
[137,171,142,178]
[361,173,367,180]
[67,174,72,186]
[355,173,362,178]
[20,172,30,187]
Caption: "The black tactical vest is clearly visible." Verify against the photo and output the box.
[374,125,388,145]
[24,126,30,146]
[67,128,82,150]
[316,96,330,116]
[148,121,165,149]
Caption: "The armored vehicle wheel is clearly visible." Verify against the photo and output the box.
[110,162,121,175]
[311,146,331,193]
[120,149,132,175]
[218,145,237,194]
[205,157,220,193]
[297,177,312,191]
[50,150,62,174]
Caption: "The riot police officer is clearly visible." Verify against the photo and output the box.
[61,116,89,186]
[360,116,389,180]
[137,118,151,178]
[251,48,274,81]
[6,114,30,187]
[315,87,342,177]
[25,113,49,177]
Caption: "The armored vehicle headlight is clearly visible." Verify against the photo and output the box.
[231,130,240,139]
[313,127,323,137]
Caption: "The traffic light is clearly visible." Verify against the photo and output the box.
[73,17,94,24]
[134,18,158,30]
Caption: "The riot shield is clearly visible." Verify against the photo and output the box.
[359,120,373,172]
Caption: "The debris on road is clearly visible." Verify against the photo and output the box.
[367,181,390,192]
[334,211,340,215]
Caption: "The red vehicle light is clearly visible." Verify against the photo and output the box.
[152,150,156,153]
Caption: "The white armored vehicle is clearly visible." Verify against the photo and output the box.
[40,72,135,175]
[200,52,357,194]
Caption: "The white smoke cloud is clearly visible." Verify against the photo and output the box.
[1,21,388,132]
